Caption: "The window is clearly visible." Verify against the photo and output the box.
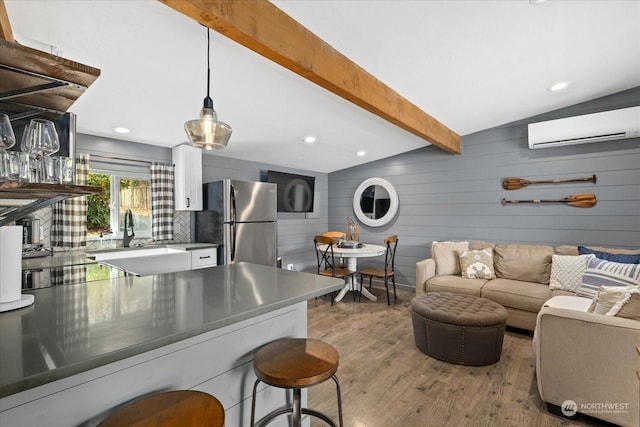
[87,170,152,239]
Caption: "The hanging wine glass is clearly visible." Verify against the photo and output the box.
[0,114,16,181]
[21,119,60,183]
[0,114,16,151]
[24,119,59,156]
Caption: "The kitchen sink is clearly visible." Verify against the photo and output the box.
[86,245,217,276]
[88,247,184,261]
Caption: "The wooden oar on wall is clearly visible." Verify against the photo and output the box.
[501,193,597,208]
[502,174,596,190]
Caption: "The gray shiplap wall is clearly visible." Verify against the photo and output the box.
[328,88,640,288]
[201,155,328,271]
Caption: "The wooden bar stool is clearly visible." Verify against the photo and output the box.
[250,338,343,427]
[98,390,224,427]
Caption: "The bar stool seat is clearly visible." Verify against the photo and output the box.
[98,390,224,427]
[251,338,343,427]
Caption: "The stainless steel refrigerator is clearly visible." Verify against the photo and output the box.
[193,179,278,266]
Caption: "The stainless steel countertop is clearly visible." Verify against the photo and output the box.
[22,251,97,270]
[22,243,219,272]
[0,263,342,398]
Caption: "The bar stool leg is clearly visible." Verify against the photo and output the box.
[292,388,302,426]
[251,378,261,427]
[331,374,344,427]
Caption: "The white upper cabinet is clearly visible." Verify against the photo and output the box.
[172,144,202,211]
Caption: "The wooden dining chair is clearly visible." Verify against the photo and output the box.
[359,235,398,305]
[321,231,347,267]
[314,235,356,302]
[321,231,346,240]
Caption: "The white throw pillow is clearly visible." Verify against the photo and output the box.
[431,241,469,276]
[549,254,595,292]
[611,287,640,320]
[588,285,637,315]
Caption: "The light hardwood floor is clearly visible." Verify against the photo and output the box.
[307,287,603,427]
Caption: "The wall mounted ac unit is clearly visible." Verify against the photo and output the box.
[528,106,640,149]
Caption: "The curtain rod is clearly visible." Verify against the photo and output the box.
[88,154,156,166]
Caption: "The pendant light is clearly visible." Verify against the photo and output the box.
[184,27,232,150]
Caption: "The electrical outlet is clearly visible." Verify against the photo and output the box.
[287,264,294,270]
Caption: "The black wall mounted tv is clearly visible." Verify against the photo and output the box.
[267,170,315,213]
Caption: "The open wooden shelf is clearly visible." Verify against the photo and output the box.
[0,38,100,121]
[0,182,100,226]
[0,182,99,199]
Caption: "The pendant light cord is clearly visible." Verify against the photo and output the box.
[207,27,211,99]
[202,26,213,109]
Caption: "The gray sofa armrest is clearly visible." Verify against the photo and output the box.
[415,258,436,295]
[534,304,640,427]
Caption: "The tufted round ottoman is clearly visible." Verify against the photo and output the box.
[411,292,508,366]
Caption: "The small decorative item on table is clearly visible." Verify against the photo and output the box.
[345,217,359,241]
[337,240,363,249]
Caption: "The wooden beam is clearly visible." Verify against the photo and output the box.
[0,0,15,42]
[158,0,461,154]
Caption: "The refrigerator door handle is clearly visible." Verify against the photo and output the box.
[230,184,237,224]
[229,184,237,262]
[230,222,236,262]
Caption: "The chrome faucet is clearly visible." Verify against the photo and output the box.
[123,209,135,248]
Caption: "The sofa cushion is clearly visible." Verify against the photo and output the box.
[481,278,552,313]
[549,254,595,292]
[493,244,554,284]
[425,275,486,297]
[555,245,640,256]
[431,241,468,276]
[588,285,637,315]
[551,289,575,298]
[614,288,640,320]
[458,248,495,279]
[469,240,496,250]
[578,246,640,264]
[541,295,592,311]
[555,245,579,256]
[576,258,640,299]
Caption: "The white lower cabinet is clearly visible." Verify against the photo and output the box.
[191,248,217,269]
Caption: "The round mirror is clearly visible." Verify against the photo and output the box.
[353,177,399,227]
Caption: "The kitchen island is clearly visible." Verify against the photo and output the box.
[0,262,343,426]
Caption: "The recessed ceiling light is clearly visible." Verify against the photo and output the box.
[548,81,569,92]
[356,150,366,156]
[304,136,316,143]
[113,126,131,134]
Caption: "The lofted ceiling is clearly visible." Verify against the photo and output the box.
[4,0,640,173]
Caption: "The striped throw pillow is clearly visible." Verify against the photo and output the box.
[576,258,640,299]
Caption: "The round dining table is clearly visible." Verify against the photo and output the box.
[317,243,386,303]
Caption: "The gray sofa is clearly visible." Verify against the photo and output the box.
[415,240,640,426]
[415,241,635,331]
[533,295,640,426]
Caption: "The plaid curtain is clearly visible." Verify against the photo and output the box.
[152,274,176,327]
[151,163,174,241]
[51,153,89,247]
[53,266,89,351]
